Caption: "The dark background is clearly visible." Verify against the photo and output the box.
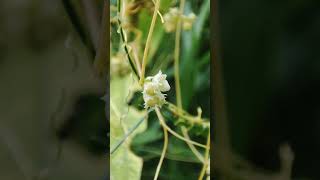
[0,0,107,179]
[218,0,320,179]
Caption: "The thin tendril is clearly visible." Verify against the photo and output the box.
[152,0,165,23]
[172,0,206,165]
[154,107,168,180]
[174,0,185,110]
[198,132,210,180]
[182,126,205,163]
[155,107,208,149]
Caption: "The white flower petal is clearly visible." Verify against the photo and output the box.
[142,70,170,109]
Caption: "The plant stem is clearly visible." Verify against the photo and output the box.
[154,107,169,180]
[198,132,210,180]
[165,102,210,128]
[117,0,140,78]
[181,127,205,163]
[139,0,161,85]
[155,107,208,149]
[152,0,164,23]
[172,0,206,165]
[174,0,185,110]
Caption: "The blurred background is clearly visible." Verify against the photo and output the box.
[217,0,320,179]
[0,0,107,179]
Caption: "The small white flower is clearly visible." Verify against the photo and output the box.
[144,82,158,95]
[153,71,171,92]
[142,70,170,109]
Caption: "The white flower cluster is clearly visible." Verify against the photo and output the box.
[142,71,170,109]
[163,8,196,32]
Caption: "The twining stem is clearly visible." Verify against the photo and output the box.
[152,0,164,23]
[181,127,204,163]
[155,106,208,149]
[166,102,210,124]
[172,0,206,165]
[139,0,161,85]
[198,132,210,180]
[154,107,169,180]
[174,0,185,109]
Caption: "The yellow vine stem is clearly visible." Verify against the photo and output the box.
[166,102,210,127]
[155,106,208,149]
[152,0,164,23]
[174,0,185,109]
[173,0,206,164]
[139,0,161,85]
[181,127,204,163]
[198,132,210,180]
[154,107,169,180]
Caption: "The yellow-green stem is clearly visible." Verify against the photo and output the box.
[182,127,205,163]
[155,106,208,149]
[174,0,185,109]
[154,107,169,180]
[198,132,210,180]
[172,0,207,165]
[166,102,210,126]
[139,0,161,85]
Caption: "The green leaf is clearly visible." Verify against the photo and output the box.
[193,0,210,41]
[110,75,146,180]
[180,0,210,109]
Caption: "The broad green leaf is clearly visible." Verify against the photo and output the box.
[110,75,146,180]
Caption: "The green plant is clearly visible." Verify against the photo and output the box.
[110,0,211,179]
